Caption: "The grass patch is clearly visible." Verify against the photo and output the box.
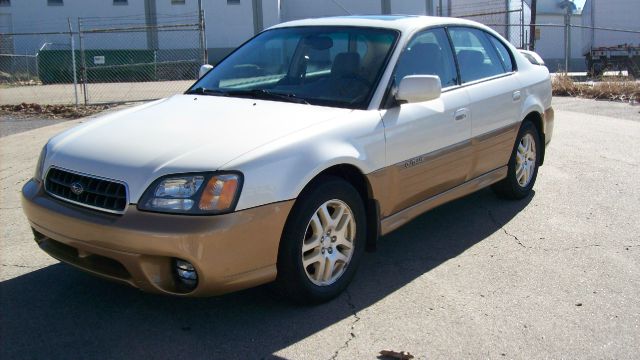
[0,103,113,119]
[552,74,639,103]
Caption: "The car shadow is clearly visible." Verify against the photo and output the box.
[0,188,533,359]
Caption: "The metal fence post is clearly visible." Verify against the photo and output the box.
[198,0,208,64]
[564,9,570,72]
[68,18,79,108]
[520,0,525,48]
[25,51,30,80]
[529,0,537,51]
[504,0,510,42]
[77,17,88,105]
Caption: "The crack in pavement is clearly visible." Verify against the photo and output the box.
[1,263,41,269]
[556,244,601,251]
[598,155,639,167]
[329,289,361,360]
[484,207,602,252]
[485,207,528,249]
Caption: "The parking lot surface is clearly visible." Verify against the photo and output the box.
[0,80,193,106]
[1,98,638,359]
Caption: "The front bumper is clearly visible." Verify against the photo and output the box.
[21,178,294,296]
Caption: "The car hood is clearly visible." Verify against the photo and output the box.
[46,94,350,203]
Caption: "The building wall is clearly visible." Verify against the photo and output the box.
[262,0,282,29]
[1,0,149,53]
[531,0,639,71]
[535,13,585,70]
[1,0,453,57]
[581,0,640,53]
[2,0,146,33]
[11,0,621,73]
[1,0,265,55]
[280,0,438,21]
[390,0,432,15]
[281,0,384,21]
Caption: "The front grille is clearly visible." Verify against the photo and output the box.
[45,167,127,213]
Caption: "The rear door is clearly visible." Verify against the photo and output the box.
[448,27,522,179]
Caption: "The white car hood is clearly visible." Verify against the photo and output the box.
[46,94,350,203]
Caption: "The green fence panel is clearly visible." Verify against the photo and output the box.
[38,49,157,84]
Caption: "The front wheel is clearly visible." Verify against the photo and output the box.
[275,177,366,304]
[492,121,541,199]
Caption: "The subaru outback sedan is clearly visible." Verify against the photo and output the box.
[22,15,553,303]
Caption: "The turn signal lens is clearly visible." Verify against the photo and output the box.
[198,175,239,211]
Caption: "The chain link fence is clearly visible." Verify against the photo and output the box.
[449,0,527,49]
[2,7,638,106]
[0,54,37,84]
[0,12,205,106]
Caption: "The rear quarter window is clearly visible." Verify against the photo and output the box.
[487,35,515,72]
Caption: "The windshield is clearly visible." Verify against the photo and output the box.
[188,26,398,109]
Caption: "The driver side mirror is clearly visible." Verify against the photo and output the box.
[395,75,441,104]
[199,64,214,79]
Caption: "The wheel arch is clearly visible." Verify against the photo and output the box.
[522,111,546,165]
[294,163,380,253]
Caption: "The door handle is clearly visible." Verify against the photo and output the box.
[454,108,469,121]
[512,90,522,101]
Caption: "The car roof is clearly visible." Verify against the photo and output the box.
[268,15,483,32]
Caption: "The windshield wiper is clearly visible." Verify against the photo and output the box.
[185,87,228,96]
[225,89,310,105]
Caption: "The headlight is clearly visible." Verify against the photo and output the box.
[138,172,242,215]
[34,144,48,181]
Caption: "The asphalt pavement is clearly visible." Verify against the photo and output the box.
[0,114,70,138]
[0,97,638,359]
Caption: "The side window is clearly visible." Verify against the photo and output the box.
[394,28,458,88]
[488,34,514,72]
[449,27,506,83]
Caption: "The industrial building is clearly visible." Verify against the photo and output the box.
[1,0,638,71]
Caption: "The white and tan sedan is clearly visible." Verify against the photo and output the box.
[22,15,553,303]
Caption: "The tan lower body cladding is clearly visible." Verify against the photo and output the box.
[22,178,294,296]
[367,122,519,235]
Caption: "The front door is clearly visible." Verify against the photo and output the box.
[378,27,472,217]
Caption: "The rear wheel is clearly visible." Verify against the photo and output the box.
[275,177,366,304]
[492,121,541,199]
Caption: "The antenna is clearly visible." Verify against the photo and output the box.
[331,0,353,15]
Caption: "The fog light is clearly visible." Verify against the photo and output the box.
[174,259,198,289]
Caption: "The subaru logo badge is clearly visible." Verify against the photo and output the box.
[70,182,84,195]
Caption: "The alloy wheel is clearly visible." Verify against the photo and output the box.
[515,133,537,187]
[301,199,356,286]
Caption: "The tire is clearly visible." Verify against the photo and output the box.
[275,176,366,304]
[491,121,541,200]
